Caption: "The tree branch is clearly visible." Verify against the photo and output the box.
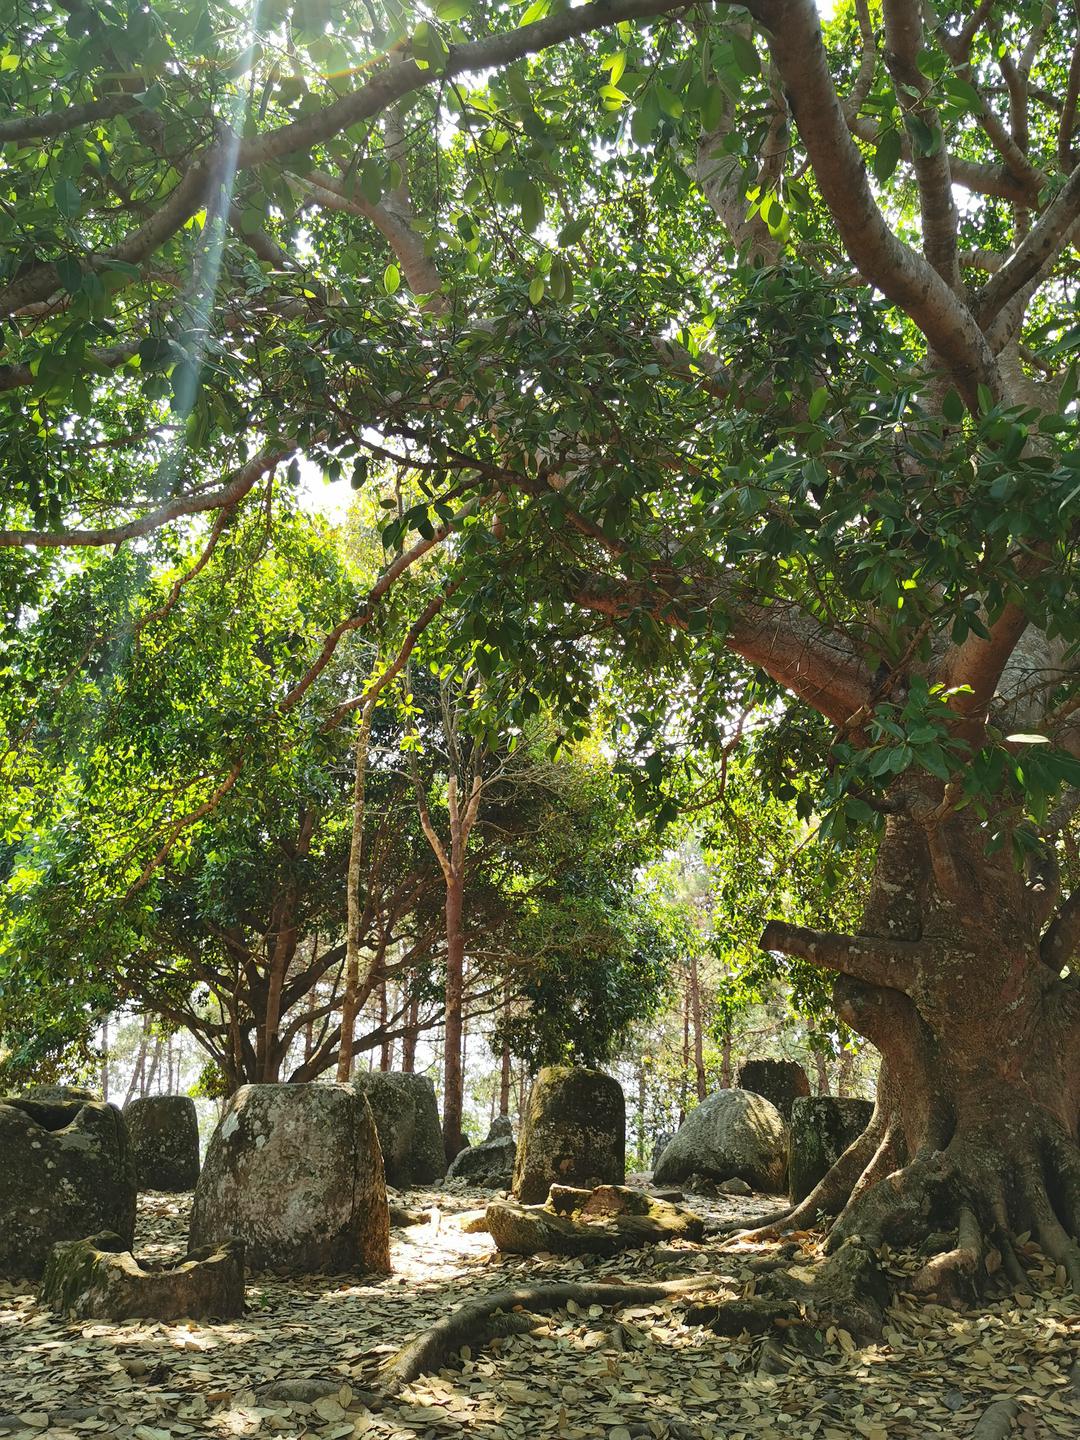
[882,0,960,289]
[298,170,448,307]
[0,443,291,549]
[277,497,482,715]
[0,95,140,142]
[1041,889,1080,972]
[759,919,926,989]
[746,0,997,402]
[0,339,140,395]
[973,159,1080,332]
[0,1,687,322]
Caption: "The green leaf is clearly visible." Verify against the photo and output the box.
[383,263,401,294]
[359,160,384,206]
[808,386,829,422]
[941,388,965,424]
[53,177,81,218]
[631,94,660,145]
[731,31,761,78]
[519,179,543,232]
[435,0,470,19]
[872,127,902,183]
[529,275,546,304]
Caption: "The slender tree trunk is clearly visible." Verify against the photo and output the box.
[814,1050,829,1096]
[401,991,419,1073]
[125,1017,149,1106]
[689,951,707,1101]
[379,982,391,1071]
[144,1034,162,1097]
[100,1015,109,1102]
[837,1047,853,1098]
[499,983,512,1116]
[637,1058,646,1169]
[304,981,317,1065]
[679,976,690,1123]
[337,710,374,1083]
[719,1029,733,1089]
[442,870,466,1160]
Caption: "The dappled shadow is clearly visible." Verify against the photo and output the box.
[0,1188,1076,1437]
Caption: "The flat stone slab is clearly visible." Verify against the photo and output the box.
[40,1231,244,1321]
[487,1183,704,1257]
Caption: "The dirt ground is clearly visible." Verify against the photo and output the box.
[0,1183,1076,1440]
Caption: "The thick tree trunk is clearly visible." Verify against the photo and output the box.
[760,804,1080,1295]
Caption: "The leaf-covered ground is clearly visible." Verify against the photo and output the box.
[0,1186,1076,1439]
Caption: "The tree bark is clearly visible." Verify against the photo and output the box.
[759,800,1080,1293]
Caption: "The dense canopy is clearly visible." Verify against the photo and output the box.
[2,0,1080,1287]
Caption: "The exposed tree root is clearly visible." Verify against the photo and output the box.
[381,1274,736,1388]
[910,1204,983,1302]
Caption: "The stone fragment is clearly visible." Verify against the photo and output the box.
[447,1113,517,1188]
[737,1059,811,1120]
[0,1098,136,1279]
[488,1182,704,1256]
[718,1176,753,1196]
[189,1083,390,1274]
[788,1096,874,1202]
[455,1209,490,1233]
[650,1130,675,1171]
[353,1071,446,1187]
[124,1094,200,1191]
[513,1067,625,1204]
[41,1231,244,1321]
[652,1089,788,1194]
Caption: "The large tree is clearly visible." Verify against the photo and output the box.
[4,0,1080,1290]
